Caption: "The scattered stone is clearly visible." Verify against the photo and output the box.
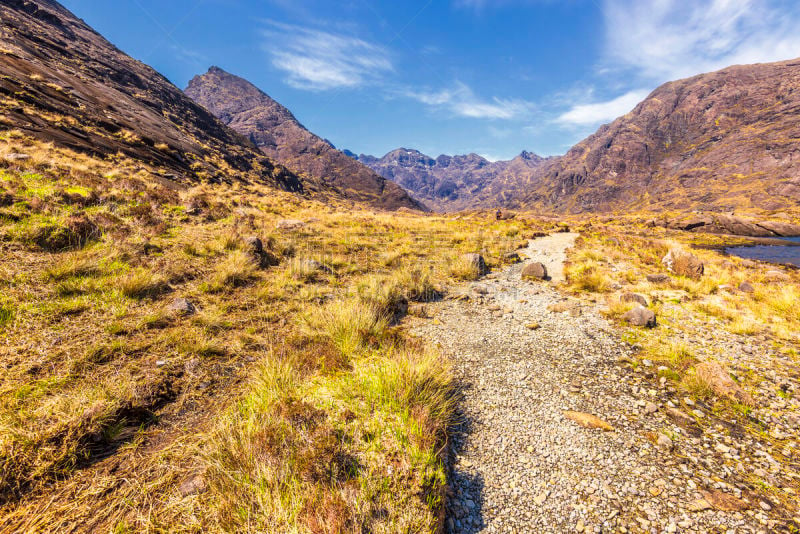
[522,261,548,280]
[622,305,656,328]
[167,298,196,316]
[5,153,30,161]
[764,270,790,282]
[178,474,207,497]
[644,401,658,414]
[620,292,648,307]
[700,489,749,512]
[462,253,489,276]
[563,410,614,431]
[534,492,548,505]
[646,273,670,283]
[525,322,541,330]
[662,249,704,279]
[694,361,756,406]
[738,281,756,293]
[275,218,305,230]
[656,434,673,450]
[504,251,522,263]
[688,498,712,512]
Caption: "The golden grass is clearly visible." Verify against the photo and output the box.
[0,135,537,530]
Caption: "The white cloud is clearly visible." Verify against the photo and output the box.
[262,22,392,90]
[556,89,649,126]
[603,0,800,82]
[403,82,534,120]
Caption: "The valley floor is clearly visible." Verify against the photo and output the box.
[411,234,798,533]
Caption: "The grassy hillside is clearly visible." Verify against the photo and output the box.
[0,132,546,532]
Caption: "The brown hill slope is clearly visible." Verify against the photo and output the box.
[0,0,309,192]
[185,67,423,211]
[358,148,549,211]
[522,58,800,213]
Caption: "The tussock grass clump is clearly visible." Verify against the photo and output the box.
[204,250,258,291]
[199,339,454,532]
[0,302,13,328]
[447,254,482,281]
[565,261,610,292]
[304,298,390,357]
[118,268,170,299]
[45,250,101,281]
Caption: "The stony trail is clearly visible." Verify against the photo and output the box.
[409,234,777,534]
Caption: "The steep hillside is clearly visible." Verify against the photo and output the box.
[357,148,548,211]
[522,58,800,213]
[185,67,423,211]
[0,0,311,192]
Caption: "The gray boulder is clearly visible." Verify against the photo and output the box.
[521,262,548,280]
[620,292,648,307]
[622,305,656,328]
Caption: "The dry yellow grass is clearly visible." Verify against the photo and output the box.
[0,134,540,531]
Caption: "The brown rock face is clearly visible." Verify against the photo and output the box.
[521,58,800,213]
[185,68,422,211]
[0,0,303,191]
[357,149,550,212]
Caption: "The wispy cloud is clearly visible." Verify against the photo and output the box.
[556,0,800,129]
[403,82,534,120]
[261,21,392,91]
[556,89,649,126]
[603,0,800,82]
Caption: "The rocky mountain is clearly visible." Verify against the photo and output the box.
[520,58,800,213]
[185,67,423,211]
[0,0,313,193]
[355,148,549,211]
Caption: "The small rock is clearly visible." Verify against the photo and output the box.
[620,292,648,307]
[167,298,196,316]
[178,474,207,497]
[700,489,749,512]
[646,273,670,283]
[759,501,772,511]
[575,519,585,532]
[695,361,756,406]
[738,281,755,293]
[688,498,712,512]
[5,153,31,161]
[522,261,548,280]
[656,433,673,450]
[662,249,704,279]
[534,492,548,505]
[275,219,305,230]
[764,270,790,282]
[622,306,656,328]
[504,251,522,263]
[525,322,541,330]
[644,402,658,414]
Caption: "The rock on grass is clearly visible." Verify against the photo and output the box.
[622,305,656,328]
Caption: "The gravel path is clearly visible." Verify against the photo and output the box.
[409,234,784,533]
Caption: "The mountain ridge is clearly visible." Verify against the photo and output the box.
[352,147,551,212]
[0,0,312,193]
[185,67,424,211]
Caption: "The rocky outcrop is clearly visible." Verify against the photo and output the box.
[656,214,800,237]
[0,0,304,192]
[185,68,422,211]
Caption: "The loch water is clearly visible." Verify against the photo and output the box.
[725,237,800,267]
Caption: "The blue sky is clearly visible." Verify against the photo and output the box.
[61,0,800,160]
